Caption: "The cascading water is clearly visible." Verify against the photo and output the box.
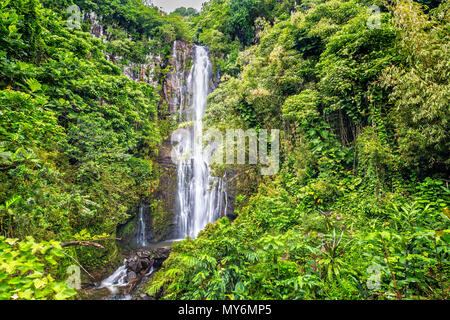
[96,203,149,299]
[98,260,129,296]
[174,45,228,239]
[136,203,147,247]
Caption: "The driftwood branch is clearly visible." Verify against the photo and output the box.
[54,238,122,280]
[90,237,122,242]
[60,241,105,249]
[59,238,122,249]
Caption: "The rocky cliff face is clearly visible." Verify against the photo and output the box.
[83,11,160,87]
[163,41,194,117]
[85,11,105,39]
[84,12,200,114]
[149,139,178,241]
[84,13,233,242]
[151,41,195,241]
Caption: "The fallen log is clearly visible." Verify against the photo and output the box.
[60,241,105,249]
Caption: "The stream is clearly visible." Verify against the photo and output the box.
[82,240,180,300]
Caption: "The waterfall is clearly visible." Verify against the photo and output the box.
[136,204,147,247]
[174,45,227,239]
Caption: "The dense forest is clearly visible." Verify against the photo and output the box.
[0,0,448,300]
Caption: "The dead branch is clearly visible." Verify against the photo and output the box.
[59,250,96,280]
[60,241,105,249]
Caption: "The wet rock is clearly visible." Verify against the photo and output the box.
[136,250,152,259]
[133,294,156,301]
[150,247,172,268]
[126,257,138,272]
[138,258,154,274]
[164,41,194,115]
[81,282,97,290]
[127,271,137,281]
[125,248,171,275]
[152,246,171,259]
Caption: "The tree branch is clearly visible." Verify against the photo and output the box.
[59,250,96,280]
[60,241,105,249]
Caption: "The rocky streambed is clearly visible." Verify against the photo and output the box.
[81,246,171,300]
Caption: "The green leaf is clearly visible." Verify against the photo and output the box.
[25,78,42,93]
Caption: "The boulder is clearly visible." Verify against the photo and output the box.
[127,271,137,281]
[125,247,171,275]
[133,294,156,301]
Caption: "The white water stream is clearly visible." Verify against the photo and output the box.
[174,45,227,239]
[136,204,147,247]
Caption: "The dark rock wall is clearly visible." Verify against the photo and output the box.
[150,140,178,241]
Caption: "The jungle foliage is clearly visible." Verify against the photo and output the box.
[0,0,448,300]
[0,0,182,299]
[149,0,449,300]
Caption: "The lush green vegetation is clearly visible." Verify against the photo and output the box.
[0,0,448,300]
[0,0,183,299]
[148,0,449,300]
[188,0,299,75]
[0,237,76,299]
[173,7,199,18]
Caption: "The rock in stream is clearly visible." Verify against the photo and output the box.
[83,247,171,300]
